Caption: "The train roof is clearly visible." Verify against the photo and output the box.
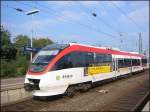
[42,43,68,50]
[69,43,146,58]
[43,43,146,58]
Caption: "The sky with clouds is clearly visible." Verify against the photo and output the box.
[1,1,149,54]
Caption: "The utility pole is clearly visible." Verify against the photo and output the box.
[139,32,142,54]
[26,10,40,62]
[120,33,123,50]
[14,8,40,62]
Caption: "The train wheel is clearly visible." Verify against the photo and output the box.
[65,86,76,98]
[80,83,91,92]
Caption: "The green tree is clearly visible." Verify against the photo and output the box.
[14,35,30,49]
[0,26,11,46]
[0,26,17,60]
[0,26,54,78]
[14,35,30,57]
[33,38,53,48]
[0,26,17,77]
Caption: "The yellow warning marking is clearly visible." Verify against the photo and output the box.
[87,66,111,75]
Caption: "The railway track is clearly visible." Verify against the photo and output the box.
[1,70,149,111]
[101,76,149,111]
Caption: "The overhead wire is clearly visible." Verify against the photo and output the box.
[98,2,126,48]
[1,2,126,49]
[77,1,125,50]
[34,1,118,38]
[1,4,15,9]
[97,2,124,35]
[3,2,124,40]
[16,1,118,38]
[78,2,122,36]
[111,2,142,32]
[3,2,146,51]
[58,2,107,37]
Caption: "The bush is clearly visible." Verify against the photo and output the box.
[17,56,29,75]
[0,56,30,78]
[1,26,54,78]
[1,60,17,78]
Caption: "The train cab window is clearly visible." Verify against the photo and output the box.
[30,50,59,72]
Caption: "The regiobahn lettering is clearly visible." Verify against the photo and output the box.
[56,74,73,80]
[62,74,73,79]
[24,43,148,98]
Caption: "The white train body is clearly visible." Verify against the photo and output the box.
[24,43,148,97]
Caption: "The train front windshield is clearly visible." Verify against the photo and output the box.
[29,44,68,72]
[30,50,59,72]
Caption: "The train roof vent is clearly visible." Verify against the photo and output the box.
[129,52,139,54]
[98,47,107,49]
[106,47,120,51]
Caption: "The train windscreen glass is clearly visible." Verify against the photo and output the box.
[30,50,59,72]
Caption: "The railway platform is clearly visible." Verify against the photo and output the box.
[1,77,31,106]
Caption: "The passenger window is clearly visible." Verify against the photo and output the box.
[52,51,113,70]
[124,59,132,67]
[132,59,140,66]
[142,59,147,66]
[53,54,73,70]
[85,52,94,67]
[69,52,83,67]
[95,53,112,66]
[52,51,87,70]
[118,59,124,68]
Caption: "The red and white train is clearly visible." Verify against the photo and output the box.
[24,43,148,97]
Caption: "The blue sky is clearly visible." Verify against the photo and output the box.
[1,1,149,54]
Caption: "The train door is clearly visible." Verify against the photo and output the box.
[116,58,119,72]
[112,56,118,77]
[83,52,95,82]
[130,58,132,73]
